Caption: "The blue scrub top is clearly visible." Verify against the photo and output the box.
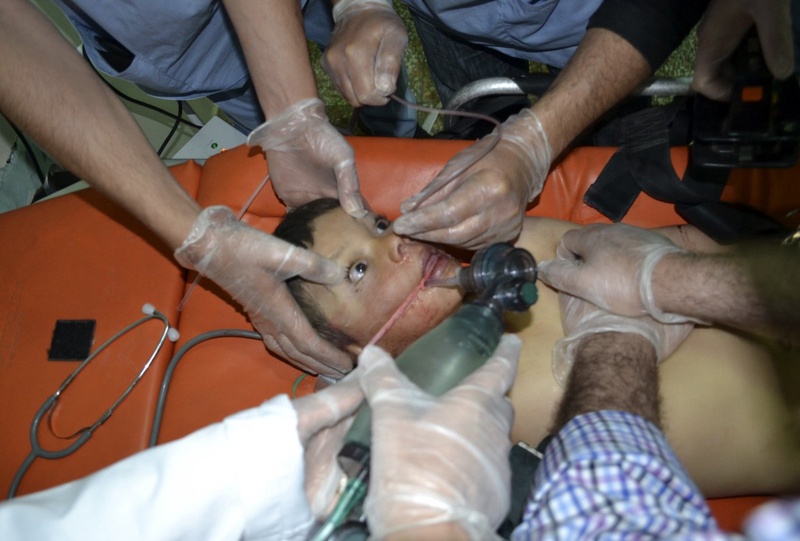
[402,0,604,68]
[52,0,323,101]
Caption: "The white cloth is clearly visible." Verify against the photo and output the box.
[0,395,313,541]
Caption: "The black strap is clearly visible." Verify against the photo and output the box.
[583,103,787,244]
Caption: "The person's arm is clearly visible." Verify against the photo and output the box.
[538,223,800,345]
[0,395,313,541]
[223,0,365,217]
[222,0,318,118]
[513,330,718,539]
[532,27,652,159]
[652,244,800,344]
[0,0,200,249]
[552,332,660,431]
[391,28,651,250]
[1,0,354,375]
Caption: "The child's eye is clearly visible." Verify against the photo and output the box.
[349,261,368,283]
[375,217,390,234]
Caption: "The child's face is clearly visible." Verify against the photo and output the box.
[305,207,464,355]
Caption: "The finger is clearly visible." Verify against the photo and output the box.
[555,224,608,259]
[535,258,571,288]
[399,162,469,213]
[334,159,368,219]
[294,372,364,442]
[357,345,416,402]
[373,31,408,97]
[753,5,794,79]
[275,329,354,377]
[283,245,346,284]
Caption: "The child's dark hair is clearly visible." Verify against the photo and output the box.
[273,198,359,356]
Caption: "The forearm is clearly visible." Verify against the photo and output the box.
[223,0,320,117]
[0,0,200,249]
[552,332,660,433]
[531,28,651,157]
[654,246,800,344]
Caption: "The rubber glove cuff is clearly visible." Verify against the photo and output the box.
[174,205,237,272]
[332,0,393,23]
[248,98,331,152]
[639,245,708,325]
[498,108,552,202]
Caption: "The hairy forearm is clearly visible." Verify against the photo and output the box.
[532,28,651,157]
[552,332,660,433]
[654,246,800,344]
[0,0,200,249]
[223,0,320,117]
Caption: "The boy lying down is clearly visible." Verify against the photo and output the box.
[273,198,800,500]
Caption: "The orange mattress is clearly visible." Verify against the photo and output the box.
[1,137,798,532]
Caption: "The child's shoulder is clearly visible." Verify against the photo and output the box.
[518,217,582,261]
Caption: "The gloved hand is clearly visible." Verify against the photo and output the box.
[361,335,521,540]
[538,223,705,324]
[393,108,552,250]
[552,292,694,387]
[174,205,353,377]
[293,371,364,518]
[692,0,794,101]
[323,0,409,107]
[247,98,366,217]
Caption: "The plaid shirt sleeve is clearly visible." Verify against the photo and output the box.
[511,410,740,541]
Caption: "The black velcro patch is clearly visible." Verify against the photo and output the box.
[48,320,95,361]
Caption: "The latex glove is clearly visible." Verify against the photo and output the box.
[692,0,794,101]
[360,335,521,540]
[323,0,408,106]
[552,292,694,387]
[538,223,705,324]
[393,108,551,250]
[247,98,366,217]
[174,205,353,377]
[293,371,364,518]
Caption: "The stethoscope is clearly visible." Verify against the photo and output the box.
[7,304,179,499]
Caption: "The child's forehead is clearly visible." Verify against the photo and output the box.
[311,207,375,253]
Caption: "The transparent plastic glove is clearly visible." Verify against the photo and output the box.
[174,205,353,376]
[293,372,364,518]
[693,0,794,101]
[393,108,551,250]
[552,292,694,387]
[247,98,366,217]
[323,0,408,106]
[360,335,521,540]
[538,223,705,324]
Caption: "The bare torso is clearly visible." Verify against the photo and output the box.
[508,217,800,498]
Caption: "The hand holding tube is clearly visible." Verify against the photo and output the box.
[552,293,694,387]
[538,224,706,324]
[692,0,794,100]
[361,335,521,539]
[323,0,409,106]
[174,205,353,376]
[247,98,366,217]
[393,109,552,250]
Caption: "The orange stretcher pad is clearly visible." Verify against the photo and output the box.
[1,137,797,530]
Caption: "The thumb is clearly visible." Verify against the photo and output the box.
[536,258,577,290]
[357,345,415,402]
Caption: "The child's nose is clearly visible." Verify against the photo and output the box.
[386,234,413,263]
